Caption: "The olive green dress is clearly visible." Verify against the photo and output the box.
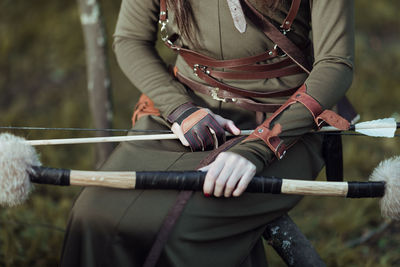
[61,0,354,266]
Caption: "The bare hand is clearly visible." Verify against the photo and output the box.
[199,152,256,197]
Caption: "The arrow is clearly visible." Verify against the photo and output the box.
[7,118,399,146]
[320,118,398,138]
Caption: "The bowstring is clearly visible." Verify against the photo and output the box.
[0,126,170,133]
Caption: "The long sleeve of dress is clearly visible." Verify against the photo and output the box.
[229,0,355,172]
[113,0,192,118]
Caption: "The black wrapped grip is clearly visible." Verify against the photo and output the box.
[29,166,71,186]
[347,181,385,198]
[135,171,283,194]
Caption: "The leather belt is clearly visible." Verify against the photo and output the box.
[175,70,298,113]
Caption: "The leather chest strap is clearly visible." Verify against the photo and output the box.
[281,0,302,31]
[240,0,311,73]
[159,0,167,22]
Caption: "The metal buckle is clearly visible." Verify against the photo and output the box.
[211,88,227,102]
[193,64,210,76]
[210,88,237,103]
[193,64,200,76]
[273,44,287,58]
[159,20,170,42]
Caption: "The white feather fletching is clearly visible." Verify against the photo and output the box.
[355,118,397,138]
[369,156,400,220]
[0,133,40,207]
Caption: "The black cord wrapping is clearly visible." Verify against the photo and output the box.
[135,171,283,194]
[29,166,71,186]
[347,181,385,198]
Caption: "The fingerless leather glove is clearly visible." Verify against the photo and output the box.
[167,103,225,151]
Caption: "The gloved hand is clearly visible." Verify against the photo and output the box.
[168,103,240,151]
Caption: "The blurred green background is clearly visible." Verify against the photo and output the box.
[0,0,399,266]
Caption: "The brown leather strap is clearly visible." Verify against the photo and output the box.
[143,190,193,267]
[197,135,247,167]
[245,84,350,159]
[178,47,278,69]
[228,57,296,72]
[206,64,303,80]
[292,90,323,121]
[176,67,297,98]
[132,94,161,127]
[181,49,298,72]
[175,70,294,113]
[248,123,287,159]
[281,0,302,31]
[317,110,350,130]
[241,0,311,73]
[194,69,298,98]
[166,102,197,123]
[143,136,245,267]
[159,0,167,22]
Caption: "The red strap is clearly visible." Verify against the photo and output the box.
[281,0,302,31]
[178,47,278,69]
[195,68,299,98]
[240,0,311,73]
[143,136,246,267]
[159,0,167,22]
[143,191,193,267]
[317,110,350,130]
[250,123,287,159]
[244,84,350,159]
[206,65,303,80]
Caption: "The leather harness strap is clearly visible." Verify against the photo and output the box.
[281,0,302,31]
[175,69,292,113]
[159,0,306,100]
[178,46,279,68]
[201,65,303,80]
[240,0,311,73]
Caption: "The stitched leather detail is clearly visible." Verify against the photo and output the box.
[243,84,350,159]
[181,109,209,133]
[131,94,161,127]
[167,102,197,123]
[247,123,286,159]
[288,86,350,130]
[317,110,350,130]
[290,92,323,120]
[179,109,226,151]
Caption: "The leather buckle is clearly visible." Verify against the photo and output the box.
[159,20,169,42]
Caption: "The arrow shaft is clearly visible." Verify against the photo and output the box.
[18,119,400,145]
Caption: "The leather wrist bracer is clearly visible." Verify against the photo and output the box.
[167,103,225,151]
[244,84,350,159]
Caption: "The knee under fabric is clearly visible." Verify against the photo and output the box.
[244,84,350,160]
[167,102,225,151]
